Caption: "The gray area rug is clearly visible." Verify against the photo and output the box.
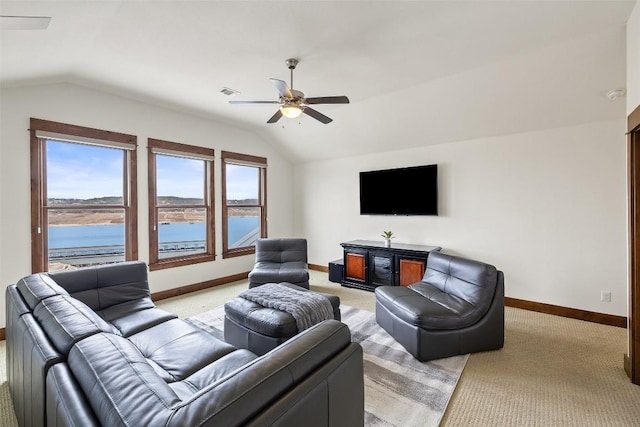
[187,304,468,427]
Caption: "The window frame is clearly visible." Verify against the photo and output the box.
[29,118,138,273]
[221,151,268,259]
[147,138,215,270]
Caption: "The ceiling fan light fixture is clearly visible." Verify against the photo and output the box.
[280,104,303,119]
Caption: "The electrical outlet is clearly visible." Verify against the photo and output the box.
[601,291,612,302]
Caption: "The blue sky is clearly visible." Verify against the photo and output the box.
[47,140,259,200]
[156,154,204,199]
[226,164,259,201]
[47,140,124,199]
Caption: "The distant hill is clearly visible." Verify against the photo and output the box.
[47,196,258,205]
[48,196,206,205]
[157,196,204,205]
[48,197,123,205]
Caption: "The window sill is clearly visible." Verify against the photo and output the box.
[149,253,215,271]
[222,247,256,259]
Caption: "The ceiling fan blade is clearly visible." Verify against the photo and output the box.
[229,100,279,104]
[267,110,283,124]
[305,96,350,105]
[303,107,333,124]
[0,15,51,30]
[270,79,293,98]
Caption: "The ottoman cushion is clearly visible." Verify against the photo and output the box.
[225,297,298,339]
[223,283,341,354]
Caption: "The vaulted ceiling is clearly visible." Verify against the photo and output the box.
[1,1,635,162]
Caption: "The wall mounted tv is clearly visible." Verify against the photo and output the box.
[359,164,438,216]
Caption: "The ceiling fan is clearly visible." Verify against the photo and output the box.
[229,58,349,124]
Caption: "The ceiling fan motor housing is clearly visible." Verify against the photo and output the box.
[289,89,304,101]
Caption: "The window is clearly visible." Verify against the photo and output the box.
[30,118,138,273]
[148,139,215,270]
[221,151,267,258]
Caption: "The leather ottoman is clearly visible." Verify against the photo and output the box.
[224,282,341,355]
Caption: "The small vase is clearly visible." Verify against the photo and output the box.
[384,239,391,248]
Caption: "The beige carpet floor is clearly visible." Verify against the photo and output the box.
[1,270,639,426]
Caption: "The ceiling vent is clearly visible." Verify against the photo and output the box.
[606,89,626,100]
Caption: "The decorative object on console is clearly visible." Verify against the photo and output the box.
[229,58,350,124]
[381,230,394,247]
[375,251,505,361]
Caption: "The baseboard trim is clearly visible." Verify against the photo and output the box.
[624,353,632,378]
[505,297,627,328]
[151,271,250,302]
[309,263,329,273]
[1,271,624,341]
[310,264,627,327]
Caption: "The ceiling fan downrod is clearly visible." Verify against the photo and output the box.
[286,58,298,92]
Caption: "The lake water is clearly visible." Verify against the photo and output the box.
[48,217,260,249]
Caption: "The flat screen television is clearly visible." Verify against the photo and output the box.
[359,164,438,215]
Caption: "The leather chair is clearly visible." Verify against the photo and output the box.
[375,251,504,361]
[248,238,310,289]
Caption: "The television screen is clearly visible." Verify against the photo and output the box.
[359,164,438,215]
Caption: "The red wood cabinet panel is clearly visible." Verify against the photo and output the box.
[399,258,425,286]
[345,252,366,281]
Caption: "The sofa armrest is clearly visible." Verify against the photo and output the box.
[6,312,63,427]
[167,319,360,427]
[46,364,100,427]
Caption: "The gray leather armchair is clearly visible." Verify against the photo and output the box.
[375,251,504,361]
[248,238,310,289]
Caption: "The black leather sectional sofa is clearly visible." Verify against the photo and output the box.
[6,262,364,426]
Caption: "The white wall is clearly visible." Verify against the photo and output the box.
[628,1,640,115]
[294,119,627,316]
[0,83,294,328]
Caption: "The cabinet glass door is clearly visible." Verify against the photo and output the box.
[369,253,394,287]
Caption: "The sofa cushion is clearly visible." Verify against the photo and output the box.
[48,261,149,311]
[377,284,482,330]
[168,349,257,401]
[128,318,237,382]
[96,297,178,337]
[16,274,70,310]
[33,295,118,354]
[249,261,309,285]
[69,333,179,426]
[165,320,353,427]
